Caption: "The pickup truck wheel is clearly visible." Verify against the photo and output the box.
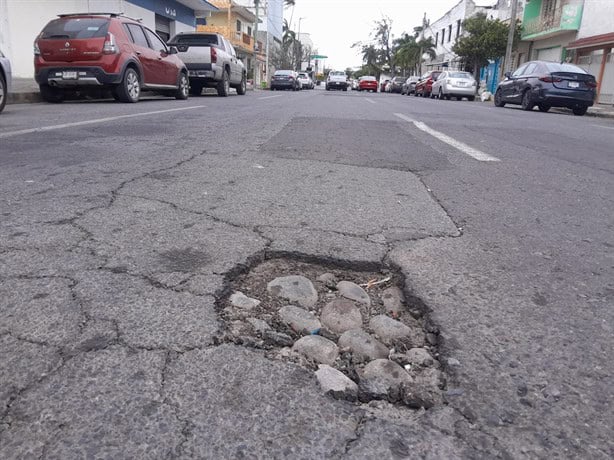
[115,68,140,103]
[175,73,189,100]
[236,75,247,95]
[217,70,230,97]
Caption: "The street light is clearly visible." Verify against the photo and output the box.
[297,17,306,71]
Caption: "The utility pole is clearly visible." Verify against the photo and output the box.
[503,0,519,73]
[297,17,305,71]
[253,0,259,87]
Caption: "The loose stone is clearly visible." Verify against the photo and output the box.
[405,348,434,367]
[317,273,338,289]
[320,298,363,334]
[246,317,271,334]
[293,336,339,365]
[338,329,389,362]
[263,330,294,347]
[402,368,445,408]
[230,291,261,310]
[267,275,318,308]
[315,364,358,400]
[336,281,371,306]
[369,315,412,344]
[358,359,413,401]
[447,357,461,367]
[381,286,405,315]
[278,305,321,334]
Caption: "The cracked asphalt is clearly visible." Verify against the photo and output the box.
[1,88,613,459]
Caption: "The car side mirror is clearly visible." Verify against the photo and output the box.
[504,71,511,79]
[167,46,178,55]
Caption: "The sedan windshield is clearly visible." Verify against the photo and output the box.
[449,72,472,79]
[544,62,587,74]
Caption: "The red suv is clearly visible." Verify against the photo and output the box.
[415,70,442,98]
[34,13,189,103]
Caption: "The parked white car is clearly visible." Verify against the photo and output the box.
[432,70,477,101]
[0,48,12,114]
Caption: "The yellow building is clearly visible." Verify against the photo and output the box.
[198,1,257,59]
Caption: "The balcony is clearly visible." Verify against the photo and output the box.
[522,1,583,40]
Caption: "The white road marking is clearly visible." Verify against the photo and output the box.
[365,98,376,104]
[0,105,207,139]
[595,124,614,130]
[394,112,500,162]
[258,95,283,100]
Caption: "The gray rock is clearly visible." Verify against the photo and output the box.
[416,368,445,388]
[447,357,461,367]
[320,299,363,334]
[315,365,358,400]
[402,368,444,409]
[278,305,321,334]
[406,348,434,367]
[264,330,294,347]
[293,336,339,365]
[338,329,389,362]
[381,286,405,315]
[317,273,338,289]
[336,281,371,306]
[229,291,261,309]
[246,317,271,334]
[358,359,412,401]
[267,275,318,308]
[369,315,412,344]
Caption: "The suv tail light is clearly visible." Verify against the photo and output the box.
[102,33,118,54]
[586,81,597,88]
[210,46,217,64]
[539,75,562,83]
[34,41,40,56]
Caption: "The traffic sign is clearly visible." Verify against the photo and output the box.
[310,55,328,59]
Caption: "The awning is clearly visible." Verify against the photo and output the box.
[567,32,614,50]
[176,0,219,14]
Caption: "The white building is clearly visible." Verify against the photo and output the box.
[0,0,218,78]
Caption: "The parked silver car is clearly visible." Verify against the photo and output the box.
[0,48,12,114]
[432,71,477,101]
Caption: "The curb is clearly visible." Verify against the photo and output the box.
[8,92,42,104]
[474,99,614,120]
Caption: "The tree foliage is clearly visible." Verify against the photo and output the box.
[452,13,520,77]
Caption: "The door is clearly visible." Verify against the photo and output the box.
[536,46,562,62]
[125,24,162,85]
[144,27,176,85]
[226,40,241,84]
[500,63,527,101]
[154,14,171,42]
[513,62,537,102]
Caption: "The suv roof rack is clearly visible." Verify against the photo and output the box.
[56,12,142,22]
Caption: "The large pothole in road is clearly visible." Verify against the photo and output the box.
[219,258,446,409]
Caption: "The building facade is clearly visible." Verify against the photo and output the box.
[0,0,217,78]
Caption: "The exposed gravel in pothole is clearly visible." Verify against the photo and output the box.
[219,258,445,408]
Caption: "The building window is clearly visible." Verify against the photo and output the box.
[236,20,242,32]
[448,24,452,42]
[435,32,438,44]
[247,26,252,36]
[441,28,445,44]
[456,20,461,38]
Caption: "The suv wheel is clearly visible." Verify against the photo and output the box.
[521,90,534,111]
[175,73,189,100]
[236,75,247,95]
[0,74,6,113]
[494,89,505,107]
[115,68,140,103]
[572,105,588,116]
[217,70,229,97]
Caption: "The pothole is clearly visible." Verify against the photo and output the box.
[219,258,446,409]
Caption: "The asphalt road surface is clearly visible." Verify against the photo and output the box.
[1,87,613,459]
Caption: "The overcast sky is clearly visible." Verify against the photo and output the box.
[284,0,463,70]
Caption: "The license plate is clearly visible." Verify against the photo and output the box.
[568,81,579,88]
[62,71,77,79]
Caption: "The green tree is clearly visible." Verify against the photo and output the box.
[452,13,520,82]
[393,34,436,76]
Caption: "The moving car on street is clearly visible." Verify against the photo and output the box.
[357,76,378,92]
[326,70,348,91]
[494,60,597,116]
[414,70,442,98]
[167,32,246,97]
[270,70,300,91]
[297,72,314,89]
[0,48,11,113]
[432,71,477,101]
[401,76,419,95]
[34,13,189,103]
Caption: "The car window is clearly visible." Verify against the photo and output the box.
[512,64,528,77]
[432,71,442,79]
[144,28,167,52]
[168,34,218,45]
[274,70,293,76]
[449,72,471,78]
[522,63,538,75]
[40,18,110,39]
[125,24,149,48]
[544,62,587,74]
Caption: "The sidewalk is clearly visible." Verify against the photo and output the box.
[8,77,614,119]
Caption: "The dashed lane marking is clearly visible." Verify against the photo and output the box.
[393,112,500,162]
[365,98,376,104]
[258,95,284,100]
[0,105,207,139]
